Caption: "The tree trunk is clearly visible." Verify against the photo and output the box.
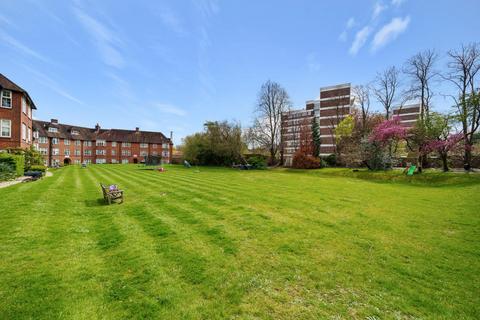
[464,145,471,171]
[441,153,449,172]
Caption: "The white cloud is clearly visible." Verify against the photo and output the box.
[372,16,410,51]
[391,0,406,7]
[372,2,387,19]
[155,103,187,116]
[73,8,125,68]
[349,26,372,55]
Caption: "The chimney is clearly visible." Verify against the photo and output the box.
[95,123,101,131]
[135,127,140,132]
[170,131,173,141]
[51,119,58,124]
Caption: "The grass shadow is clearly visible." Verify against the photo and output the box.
[84,199,107,207]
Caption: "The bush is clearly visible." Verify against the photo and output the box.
[0,153,24,177]
[246,154,268,169]
[323,154,337,167]
[292,153,322,169]
[0,162,16,181]
[30,165,47,173]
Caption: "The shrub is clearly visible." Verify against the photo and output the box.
[0,162,16,181]
[29,165,47,173]
[246,154,268,169]
[0,153,24,177]
[323,154,337,167]
[292,152,322,169]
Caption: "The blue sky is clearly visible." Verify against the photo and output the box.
[0,0,479,144]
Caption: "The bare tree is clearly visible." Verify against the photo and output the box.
[252,80,291,164]
[352,84,371,133]
[404,50,438,123]
[444,43,480,170]
[373,66,401,119]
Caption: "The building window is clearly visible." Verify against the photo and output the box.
[111,150,116,156]
[74,159,81,165]
[140,143,148,148]
[52,138,59,145]
[84,150,92,156]
[85,159,92,164]
[52,148,59,155]
[84,141,92,147]
[38,148,48,155]
[33,130,39,139]
[121,149,131,156]
[152,151,158,156]
[122,159,129,164]
[22,96,27,114]
[111,159,117,164]
[71,129,79,135]
[152,144,157,148]
[74,140,81,146]
[96,159,106,164]
[64,139,70,145]
[96,140,106,146]
[48,127,58,133]
[27,106,31,119]
[162,151,169,157]
[74,149,81,156]
[111,141,117,147]
[27,127,31,142]
[162,143,169,149]
[22,123,27,141]
[0,119,11,137]
[122,142,131,147]
[52,159,60,166]
[65,149,70,156]
[140,151,147,157]
[96,149,106,155]
[1,90,12,108]
[38,136,48,144]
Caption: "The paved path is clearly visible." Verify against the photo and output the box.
[0,171,52,189]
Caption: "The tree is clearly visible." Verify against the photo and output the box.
[444,43,480,170]
[252,80,291,165]
[311,117,321,158]
[373,66,401,119]
[182,121,245,166]
[369,116,407,168]
[404,50,438,123]
[352,84,371,134]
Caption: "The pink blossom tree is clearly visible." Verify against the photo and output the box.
[422,133,463,172]
[369,116,407,146]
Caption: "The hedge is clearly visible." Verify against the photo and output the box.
[0,153,25,177]
[29,165,47,173]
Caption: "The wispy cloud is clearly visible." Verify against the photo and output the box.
[339,17,355,42]
[372,2,387,19]
[372,16,410,51]
[73,7,125,68]
[0,14,14,27]
[21,64,84,105]
[0,31,50,63]
[306,53,321,72]
[349,26,372,55]
[154,103,187,116]
[391,0,406,7]
[158,7,185,35]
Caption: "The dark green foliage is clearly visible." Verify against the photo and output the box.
[245,154,268,169]
[323,154,337,167]
[0,153,24,177]
[29,165,47,173]
[182,120,245,166]
[311,118,321,158]
[0,162,16,181]
[24,146,44,171]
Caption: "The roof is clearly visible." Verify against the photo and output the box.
[0,73,37,109]
[32,120,171,144]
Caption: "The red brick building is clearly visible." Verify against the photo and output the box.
[0,74,36,150]
[33,120,173,166]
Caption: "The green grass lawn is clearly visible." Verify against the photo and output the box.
[0,165,479,319]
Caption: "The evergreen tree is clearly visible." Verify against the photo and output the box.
[311,118,321,158]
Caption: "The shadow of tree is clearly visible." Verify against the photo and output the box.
[84,199,106,207]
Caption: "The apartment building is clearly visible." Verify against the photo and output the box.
[392,103,421,128]
[0,74,36,150]
[33,120,173,166]
[281,83,352,166]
